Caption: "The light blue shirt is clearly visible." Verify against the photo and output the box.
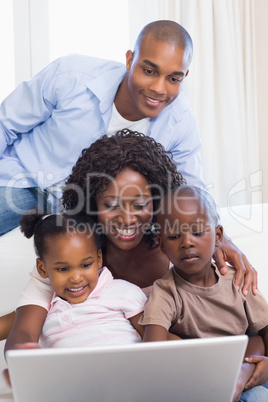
[0,54,204,191]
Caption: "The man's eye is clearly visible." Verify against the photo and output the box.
[169,76,183,84]
[144,68,154,75]
[193,231,204,236]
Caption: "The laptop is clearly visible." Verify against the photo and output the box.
[6,335,248,402]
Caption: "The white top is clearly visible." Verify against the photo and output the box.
[107,103,151,136]
[40,267,147,347]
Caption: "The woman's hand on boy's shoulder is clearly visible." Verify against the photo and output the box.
[213,231,258,296]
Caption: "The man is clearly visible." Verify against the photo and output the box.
[0,20,201,236]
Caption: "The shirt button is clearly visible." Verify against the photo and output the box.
[22,180,28,186]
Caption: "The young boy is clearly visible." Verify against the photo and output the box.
[139,185,268,401]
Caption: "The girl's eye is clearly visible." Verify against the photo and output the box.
[82,264,92,269]
[57,267,68,272]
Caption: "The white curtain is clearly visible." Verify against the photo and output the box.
[129,0,260,207]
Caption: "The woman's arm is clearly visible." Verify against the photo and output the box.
[0,312,15,341]
[4,305,47,354]
[213,231,258,296]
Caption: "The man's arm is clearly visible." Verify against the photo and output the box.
[0,59,59,157]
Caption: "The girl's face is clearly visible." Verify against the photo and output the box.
[96,167,153,251]
[37,233,103,304]
[158,198,223,283]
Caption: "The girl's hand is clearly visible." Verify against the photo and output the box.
[244,355,268,390]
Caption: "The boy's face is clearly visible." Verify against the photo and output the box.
[37,234,103,304]
[124,34,189,120]
[158,198,222,282]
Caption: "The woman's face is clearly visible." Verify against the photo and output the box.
[96,167,153,251]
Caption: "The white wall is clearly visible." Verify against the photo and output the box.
[254,0,268,204]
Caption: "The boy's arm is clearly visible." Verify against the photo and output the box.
[4,305,47,354]
[232,334,264,400]
[243,327,268,390]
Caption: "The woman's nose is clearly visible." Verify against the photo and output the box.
[117,208,137,225]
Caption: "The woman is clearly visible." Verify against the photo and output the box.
[4,129,256,350]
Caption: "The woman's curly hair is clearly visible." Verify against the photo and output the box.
[62,129,185,246]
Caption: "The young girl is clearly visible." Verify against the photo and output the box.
[140,185,268,401]
[19,211,146,348]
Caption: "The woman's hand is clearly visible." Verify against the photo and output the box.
[3,342,42,387]
[213,231,258,296]
[244,355,268,390]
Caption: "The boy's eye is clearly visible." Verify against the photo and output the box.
[167,234,180,240]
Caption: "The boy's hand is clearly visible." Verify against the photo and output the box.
[244,355,268,390]
[232,362,254,401]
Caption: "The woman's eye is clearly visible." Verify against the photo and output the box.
[104,203,119,210]
[134,203,149,210]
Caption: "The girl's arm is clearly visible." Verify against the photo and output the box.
[4,305,47,354]
[143,324,169,342]
[129,313,145,338]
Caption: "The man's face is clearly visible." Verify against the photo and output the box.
[125,35,190,120]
